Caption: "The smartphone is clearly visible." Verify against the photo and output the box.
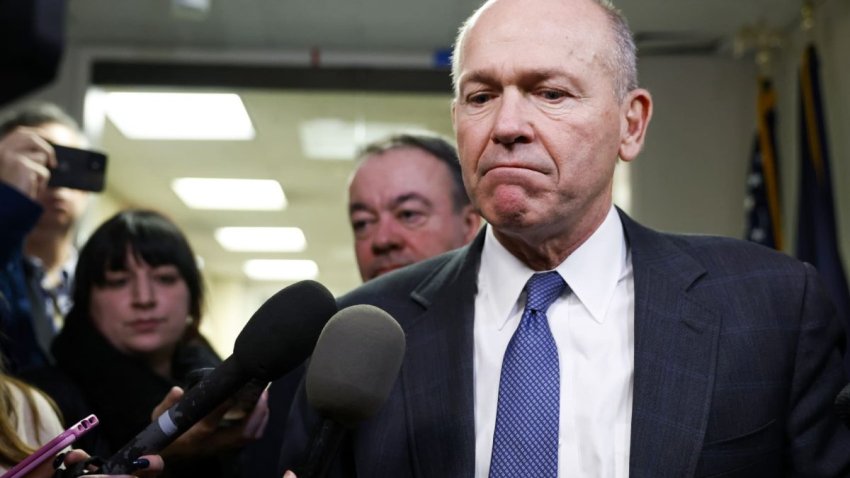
[0,415,99,478]
[47,144,108,192]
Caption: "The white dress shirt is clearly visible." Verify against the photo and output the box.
[473,206,635,478]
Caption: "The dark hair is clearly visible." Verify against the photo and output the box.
[70,209,205,337]
[358,134,470,211]
[0,102,81,138]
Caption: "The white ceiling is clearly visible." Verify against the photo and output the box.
[63,0,807,295]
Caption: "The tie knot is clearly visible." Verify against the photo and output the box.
[525,271,566,313]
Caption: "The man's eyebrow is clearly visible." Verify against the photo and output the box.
[349,202,372,215]
[459,70,499,90]
[391,193,433,209]
[522,68,573,84]
[460,68,575,89]
[349,193,433,215]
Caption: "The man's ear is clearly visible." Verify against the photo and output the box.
[619,88,653,163]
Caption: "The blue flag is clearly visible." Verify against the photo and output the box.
[796,44,850,366]
[745,77,783,249]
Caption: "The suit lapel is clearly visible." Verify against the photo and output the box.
[621,212,721,477]
[401,232,484,478]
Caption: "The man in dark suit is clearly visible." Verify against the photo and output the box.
[280,0,850,476]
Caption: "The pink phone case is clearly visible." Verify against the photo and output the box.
[1,414,99,478]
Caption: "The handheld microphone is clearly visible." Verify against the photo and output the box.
[99,280,338,474]
[297,304,406,478]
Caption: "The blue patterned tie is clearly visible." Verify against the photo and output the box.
[489,271,566,478]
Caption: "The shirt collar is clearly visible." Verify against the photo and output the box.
[26,247,78,290]
[479,205,628,327]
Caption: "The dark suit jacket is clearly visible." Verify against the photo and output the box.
[280,211,850,477]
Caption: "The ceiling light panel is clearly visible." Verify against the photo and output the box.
[299,118,431,160]
[172,178,286,210]
[215,227,306,252]
[106,92,255,140]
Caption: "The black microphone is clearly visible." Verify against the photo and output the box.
[99,280,338,474]
[835,383,850,428]
[297,304,406,478]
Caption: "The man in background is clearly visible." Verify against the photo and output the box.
[0,103,90,372]
[242,134,480,477]
[348,134,481,281]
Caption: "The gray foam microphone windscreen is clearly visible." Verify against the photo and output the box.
[305,304,406,427]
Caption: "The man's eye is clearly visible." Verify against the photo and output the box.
[466,93,492,105]
[398,210,426,224]
[538,89,567,101]
[351,219,368,232]
[351,217,375,238]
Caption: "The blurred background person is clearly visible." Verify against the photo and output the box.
[23,209,267,478]
[0,360,64,474]
[0,103,91,373]
[348,134,481,281]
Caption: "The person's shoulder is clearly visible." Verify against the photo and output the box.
[339,248,464,308]
[664,232,802,272]
[621,211,803,277]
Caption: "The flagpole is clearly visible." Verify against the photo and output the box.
[736,24,785,250]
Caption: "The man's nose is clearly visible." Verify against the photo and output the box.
[491,89,534,146]
[371,218,404,254]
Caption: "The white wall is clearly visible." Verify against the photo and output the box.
[630,56,756,237]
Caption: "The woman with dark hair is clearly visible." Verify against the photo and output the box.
[23,209,267,477]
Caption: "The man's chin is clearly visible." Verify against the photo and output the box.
[34,213,73,232]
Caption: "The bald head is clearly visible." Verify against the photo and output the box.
[451,0,638,101]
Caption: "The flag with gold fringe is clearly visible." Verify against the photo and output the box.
[796,44,850,363]
[745,77,783,249]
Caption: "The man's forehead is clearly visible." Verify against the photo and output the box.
[460,0,609,56]
[455,0,613,86]
[350,153,453,207]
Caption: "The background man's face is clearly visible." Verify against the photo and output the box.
[348,147,478,281]
[32,122,90,233]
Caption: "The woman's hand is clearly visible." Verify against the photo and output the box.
[23,449,163,478]
[62,449,164,477]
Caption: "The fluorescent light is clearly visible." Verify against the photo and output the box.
[172,178,286,210]
[215,227,306,252]
[105,92,255,140]
[243,259,318,281]
[299,118,432,160]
